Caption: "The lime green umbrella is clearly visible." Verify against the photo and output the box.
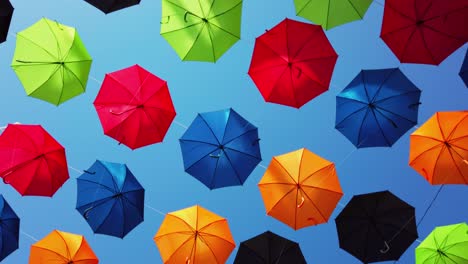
[160,0,242,62]
[416,222,468,264]
[294,0,372,30]
[11,18,92,105]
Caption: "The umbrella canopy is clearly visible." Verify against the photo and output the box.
[11,18,92,105]
[93,64,176,150]
[179,108,261,189]
[294,0,373,30]
[0,124,69,197]
[258,148,343,230]
[234,231,306,264]
[416,222,468,264]
[335,190,418,263]
[154,205,235,264]
[29,230,98,264]
[84,0,140,14]
[248,18,338,108]
[76,160,145,238]
[336,68,421,148]
[409,111,468,185]
[381,0,468,65]
[0,195,19,262]
[0,0,13,44]
[160,0,242,62]
[460,51,467,87]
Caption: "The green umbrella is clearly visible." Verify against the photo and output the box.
[160,0,242,62]
[11,18,92,105]
[416,222,468,264]
[294,0,372,30]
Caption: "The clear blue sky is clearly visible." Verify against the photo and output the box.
[0,0,467,263]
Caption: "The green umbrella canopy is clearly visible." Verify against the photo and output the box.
[11,18,92,106]
[160,0,242,62]
[416,222,468,264]
[294,0,372,30]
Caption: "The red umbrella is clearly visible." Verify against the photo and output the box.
[0,124,69,197]
[248,18,338,109]
[93,64,176,150]
[381,0,468,65]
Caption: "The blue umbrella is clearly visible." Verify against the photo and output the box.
[180,108,262,189]
[460,51,467,87]
[335,68,421,148]
[0,195,19,262]
[76,160,144,238]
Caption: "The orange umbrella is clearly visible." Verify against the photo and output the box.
[154,205,235,264]
[258,148,343,230]
[409,111,468,185]
[29,230,98,263]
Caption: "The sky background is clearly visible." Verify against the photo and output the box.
[0,0,467,263]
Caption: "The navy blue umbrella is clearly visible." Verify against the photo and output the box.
[0,195,19,262]
[335,68,421,148]
[76,160,144,238]
[460,51,467,87]
[180,108,262,189]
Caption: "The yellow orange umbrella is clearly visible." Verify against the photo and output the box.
[154,205,235,264]
[409,111,468,185]
[258,148,343,230]
[29,230,98,263]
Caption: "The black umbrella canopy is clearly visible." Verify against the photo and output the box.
[234,231,307,264]
[0,0,14,43]
[335,190,418,263]
[84,0,141,14]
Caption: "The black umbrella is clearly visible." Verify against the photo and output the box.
[84,0,140,14]
[0,0,13,43]
[335,190,418,263]
[234,231,307,264]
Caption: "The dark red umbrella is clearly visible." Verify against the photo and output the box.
[381,0,468,65]
[248,18,338,109]
[93,64,176,150]
[0,124,69,197]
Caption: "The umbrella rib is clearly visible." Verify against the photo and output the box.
[221,125,257,145]
[56,62,65,105]
[374,91,420,104]
[301,185,343,196]
[198,234,221,264]
[198,114,221,145]
[375,106,416,125]
[300,189,329,222]
[419,26,438,64]
[76,195,115,210]
[347,0,364,19]
[219,150,244,185]
[295,0,313,16]
[43,19,63,59]
[205,23,216,62]
[447,114,468,140]
[160,22,204,35]
[370,68,399,103]
[205,0,216,18]
[167,214,197,232]
[370,109,392,146]
[121,193,144,219]
[220,108,233,144]
[267,187,297,214]
[274,158,299,184]
[179,139,218,147]
[409,142,443,166]
[118,195,126,238]
[356,108,371,147]
[198,231,234,246]
[430,143,448,184]
[380,24,416,39]
[163,0,202,17]
[423,5,468,24]
[41,153,66,195]
[298,163,334,184]
[27,65,62,96]
[410,134,444,143]
[224,146,261,160]
[77,179,115,193]
[289,24,322,60]
[31,245,70,262]
[335,105,368,128]
[164,234,197,263]
[207,1,241,20]
[182,22,208,61]
[207,21,240,40]
[56,231,72,260]
[287,59,299,108]
[94,199,119,235]
[436,113,448,141]
[16,34,58,61]
[446,147,468,184]
[182,147,220,172]
[63,64,87,93]
[400,27,420,62]
[336,95,368,105]
[141,108,164,143]
[293,54,339,64]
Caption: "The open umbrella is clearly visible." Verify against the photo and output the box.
[234,231,307,264]
[160,0,242,62]
[154,205,235,264]
[416,222,468,264]
[0,0,13,44]
[248,18,338,108]
[0,195,19,262]
[335,190,418,263]
[381,0,468,65]
[258,148,343,230]
[11,18,92,105]
[409,111,468,185]
[29,230,98,263]
[93,64,176,150]
[0,124,69,197]
[294,0,373,30]
[460,51,467,87]
[180,108,261,189]
[84,0,140,14]
[76,160,144,238]
[336,68,421,148]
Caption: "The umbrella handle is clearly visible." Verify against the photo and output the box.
[297,196,305,208]
[161,16,170,24]
[209,153,222,158]
[184,12,197,22]
[380,241,390,254]
[84,170,96,175]
[185,257,190,264]
[463,160,468,165]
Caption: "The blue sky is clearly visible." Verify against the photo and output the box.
[0,0,467,263]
